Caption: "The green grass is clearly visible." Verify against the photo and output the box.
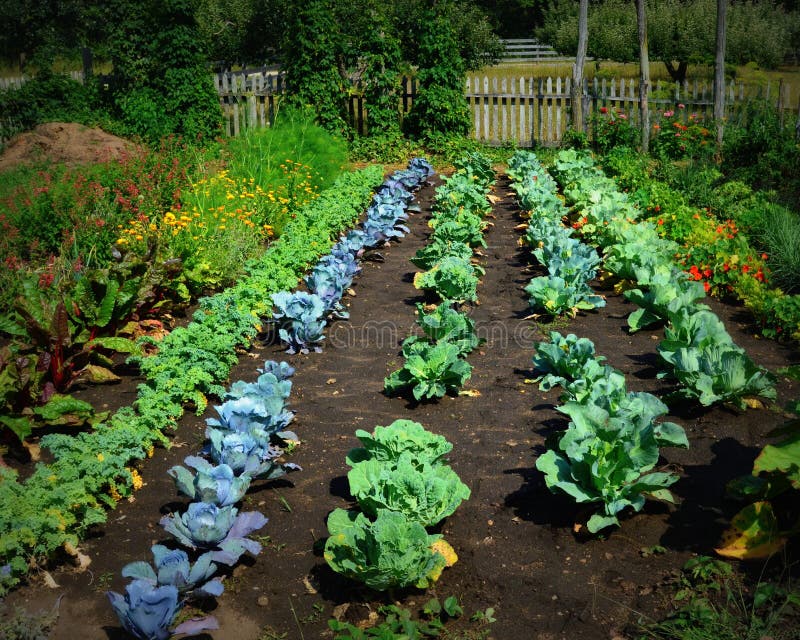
[473,60,800,111]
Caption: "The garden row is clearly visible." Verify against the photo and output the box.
[0,159,391,595]
[103,158,446,637]
[510,148,797,555]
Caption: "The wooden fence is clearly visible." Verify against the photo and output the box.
[215,71,799,145]
[501,39,567,63]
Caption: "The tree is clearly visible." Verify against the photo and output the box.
[402,1,471,139]
[636,0,650,151]
[571,0,589,134]
[281,0,348,134]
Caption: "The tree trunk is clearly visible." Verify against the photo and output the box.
[572,0,589,133]
[636,0,650,152]
[714,0,728,155]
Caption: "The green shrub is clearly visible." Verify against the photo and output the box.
[757,206,800,294]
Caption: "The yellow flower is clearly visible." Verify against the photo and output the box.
[129,468,144,491]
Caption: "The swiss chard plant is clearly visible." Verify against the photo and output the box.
[384,341,472,401]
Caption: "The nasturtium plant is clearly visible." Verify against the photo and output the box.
[347,454,471,527]
[346,419,453,468]
[323,508,452,591]
[384,341,472,401]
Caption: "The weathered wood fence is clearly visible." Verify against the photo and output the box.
[215,71,799,146]
[501,39,567,63]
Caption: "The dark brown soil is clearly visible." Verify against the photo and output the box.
[3,174,799,640]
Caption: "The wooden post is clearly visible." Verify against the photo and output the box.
[636,0,650,151]
[572,0,589,133]
[713,0,727,153]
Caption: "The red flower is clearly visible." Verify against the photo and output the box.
[761,253,768,260]
[703,268,713,278]
[742,265,750,273]
[723,263,731,272]
[657,218,664,226]
[600,106,608,114]
[703,281,711,292]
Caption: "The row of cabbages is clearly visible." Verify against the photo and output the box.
[384,152,495,401]
[507,151,605,317]
[324,419,469,590]
[106,159,435,639]
[107,359,297,639]
[512,149,775,410]
[270,158,435,354]
[508,151,689,534]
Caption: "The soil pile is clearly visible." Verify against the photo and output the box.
[0,122,136,172]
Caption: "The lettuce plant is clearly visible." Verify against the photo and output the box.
[160,502,267,565]
[384,341,472,401]
[323,508,451,591]
[121,545,223,599]
[401,303,480,357]
[348,455,471,527]
[345,419,453,467]
[413,256,479,303]
[168,457,251,507]
[270,291,327,354]
[107,579,218,640]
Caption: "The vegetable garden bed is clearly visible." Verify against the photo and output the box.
[2,162,798,639]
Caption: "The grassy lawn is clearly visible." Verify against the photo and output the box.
[474,60,800,110]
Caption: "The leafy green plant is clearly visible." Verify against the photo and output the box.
[346,419,454,468]
[536,401,687,533]
[323,508,452,591]
[525,275,606,317]
[413,256,479,304]
[531,332,605,392]
[328,595,490,640]
[401,303,481,357]
[384,341,472,401]
[347,454,470,527]
[638,556,800,640]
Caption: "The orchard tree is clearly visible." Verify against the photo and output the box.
[714,0,727,151]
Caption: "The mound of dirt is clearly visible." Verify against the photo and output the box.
[0,122,137,172]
